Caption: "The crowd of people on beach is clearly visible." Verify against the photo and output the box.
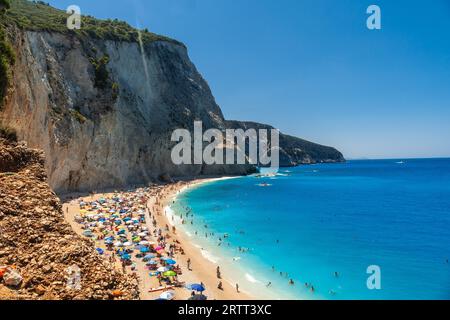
[72,186,207,300]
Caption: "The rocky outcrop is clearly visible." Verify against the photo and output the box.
[0,2,344,194]
[0,138,138,300]
[226,120,345,166]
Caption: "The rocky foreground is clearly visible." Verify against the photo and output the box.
[0,138,138,299]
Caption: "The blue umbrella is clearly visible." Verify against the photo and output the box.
[187,283,205,292]
[143,254,155,261]
[165,259,176,265]
[140,247,150,253]
[96,248,104,255]
[121,254,131,260]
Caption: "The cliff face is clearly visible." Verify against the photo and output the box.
[1,10,343,193]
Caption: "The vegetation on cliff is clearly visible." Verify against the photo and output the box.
[3,0,183,46]
[90,54,111,90]
[0,0,11,11]
[0,2,15,109]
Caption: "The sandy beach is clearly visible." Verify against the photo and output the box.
[62,177,251,300]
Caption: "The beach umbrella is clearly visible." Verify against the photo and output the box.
[82,230,93,237]
[157,267,169,273]
[159,291,175,300]
[188,294,207,301]
[146,260,158,266]
[123,242,132,247]
[138,232,147,237]
[165,259,176,265]
[155,246,163,251]
[121,254,131,260]
[114,242,124,247]
[104,239,113,245]
[96,248,104,255]
[163,271,177,277]
[140,247,150,253]
[187,283,205,292]
[139,241,149,246]
[143,254,155,261]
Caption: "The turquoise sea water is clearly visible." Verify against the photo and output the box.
[171,159,450,300]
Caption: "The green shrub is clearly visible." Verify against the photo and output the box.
[0,24,15,108]
[69,109,87,123]
[112,82,119,100]
[90,54,110,89]
[0,0,11,11]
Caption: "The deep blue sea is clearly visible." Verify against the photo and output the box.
[171,159,450,300]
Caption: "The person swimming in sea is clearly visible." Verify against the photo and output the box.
[289,279,295,285]
[266,282,272,288]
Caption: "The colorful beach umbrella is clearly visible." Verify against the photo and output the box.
[140,247,150,253]
[121,254,131,260]
[159,291,175,300]
[165,259,176,265]
[143,254,155,261]
[187,283,205,292]
[163,271,177,277]
[157,267,168,272]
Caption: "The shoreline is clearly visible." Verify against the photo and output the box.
[151,176,253,300]
[61,176,252,300]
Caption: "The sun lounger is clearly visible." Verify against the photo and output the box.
[148,285,176,293]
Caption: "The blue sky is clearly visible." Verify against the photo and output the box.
[49,0,450,159]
